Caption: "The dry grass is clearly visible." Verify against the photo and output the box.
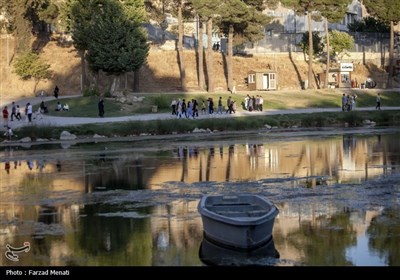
[0,35,396,102]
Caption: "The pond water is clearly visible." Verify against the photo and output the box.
[1,128,400,266]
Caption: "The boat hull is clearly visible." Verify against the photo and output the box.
[198,195,279,250]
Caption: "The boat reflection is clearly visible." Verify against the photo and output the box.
[199,236,280,266]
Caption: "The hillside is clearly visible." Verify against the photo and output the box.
[0,35,393,100]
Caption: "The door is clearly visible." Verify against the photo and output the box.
[340,72,351,88]
[262,74,269,90]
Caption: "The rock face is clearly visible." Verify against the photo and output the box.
[60,131,77,140]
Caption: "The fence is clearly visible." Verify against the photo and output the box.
[241,32,393,56]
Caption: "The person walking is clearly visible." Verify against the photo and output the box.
[376,93,381,110]
[26,103,33,122]
[54,85,59,99]
[98,99,105,117]
[15,105,21,121]
[10,102,17,121]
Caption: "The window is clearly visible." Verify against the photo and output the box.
[248,74,255,83]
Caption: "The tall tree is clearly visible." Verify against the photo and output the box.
[84,0,149,95]
[218,0,250,92]
[197,18,205,90]
[176,0,186,91]
[62,0,96,92]
[281,0,321,89]
[63,0,148,94]
[363,0,400,88]
[170,0,194,91]
[217,0,269,92]
[192,0,221,92]
[317,0,350,88]
[0,1,31,54]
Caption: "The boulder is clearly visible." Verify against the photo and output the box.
[60,131,77,140]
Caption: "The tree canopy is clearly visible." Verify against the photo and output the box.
[63,0,149,95]
[13,51,51,94]
[347,16,390,33]
[329,30,354,60]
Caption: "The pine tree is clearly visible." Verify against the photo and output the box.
[317,0,351,89]
[192,0,221,92]
[363,0,400,88]
[218,0,251,92]
[281,0,322,89]
[64,0,149,94]
[84,0,149,95]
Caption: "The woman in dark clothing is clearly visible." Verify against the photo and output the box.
[98,99,105,117]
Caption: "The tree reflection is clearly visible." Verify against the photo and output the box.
[367,208,400,266]
[73,204,152,265]
[287,211,357,265]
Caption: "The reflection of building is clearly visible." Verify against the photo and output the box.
[1,132,399,265]
[273,202,383,265]
[1,133,399,192]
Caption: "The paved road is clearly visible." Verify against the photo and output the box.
[2,94,400,131]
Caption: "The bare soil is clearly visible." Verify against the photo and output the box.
[0,35,394,101]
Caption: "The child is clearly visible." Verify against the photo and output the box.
[3,126,13,140]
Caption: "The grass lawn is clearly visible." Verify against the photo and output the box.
[37,89,400,118]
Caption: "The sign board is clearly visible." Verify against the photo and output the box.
[340,63,353,72]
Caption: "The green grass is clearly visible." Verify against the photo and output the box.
[7,89,400,141]
[13,110,400,141]
[37,89,400,118]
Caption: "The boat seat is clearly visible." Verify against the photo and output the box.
[216,209,268,217]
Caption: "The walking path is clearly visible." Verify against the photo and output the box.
[2,94,400,130]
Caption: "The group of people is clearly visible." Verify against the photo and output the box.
[2,102,33,125]
[341,93,358,112]
[244,94,264,112]
[170,96,237,119]
[170,98,200,119]
[54,101,69,112]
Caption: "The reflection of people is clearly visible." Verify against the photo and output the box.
[98,99,105,117]
[56,160,61,172]
[5,161,10,174]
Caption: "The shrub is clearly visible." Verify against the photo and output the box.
[152,94,170,109]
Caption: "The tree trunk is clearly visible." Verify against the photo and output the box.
[324,18,330,89]
[207,17,214,92]
[133,70,140,92]
[79,50,89,94]
[177,1,187,91]
[198,19,205,91]
[307,12,313,90]
[93,71,99,93]
[110,75,121,96]
[124,73,128,90]
[227,24,234,91]
[33,79,39,96]
[387,20,394,89]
